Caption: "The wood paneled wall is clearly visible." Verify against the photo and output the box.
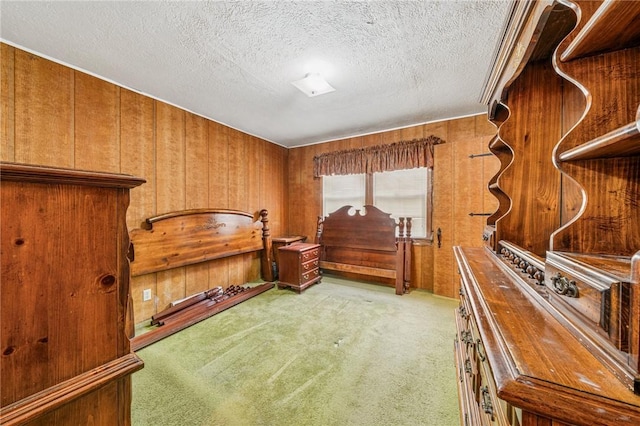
[1,44,288,323]
[287,116,498,298]
[1,42,497,317]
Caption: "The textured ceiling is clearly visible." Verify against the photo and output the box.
[1,1,511,147]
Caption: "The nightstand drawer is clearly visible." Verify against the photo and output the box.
[301,268,320,284]
[301,247,319,262]
[278,243,322,293]
[302,258,319,272]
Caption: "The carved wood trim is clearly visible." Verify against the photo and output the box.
[0,354,144,426]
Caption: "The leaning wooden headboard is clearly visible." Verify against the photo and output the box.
[129,208,274,281]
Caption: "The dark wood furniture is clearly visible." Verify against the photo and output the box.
[128,208,275,349]
[277,243,321,293]
[129,209,274,279]
[454,1,640,425]
[0,162,145,426]
[315,205,412,295]
[272,235,307,278]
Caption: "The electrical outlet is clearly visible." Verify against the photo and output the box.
[143,289,152,301]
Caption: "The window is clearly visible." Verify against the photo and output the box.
[322,174,365,216]
[323,167,432,239]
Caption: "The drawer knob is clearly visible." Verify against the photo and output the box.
[550,272,579,298]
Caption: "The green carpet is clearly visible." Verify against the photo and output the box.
[131,276,460,426]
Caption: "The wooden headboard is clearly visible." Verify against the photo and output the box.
[129,208,273,281]
[316,205,411,295]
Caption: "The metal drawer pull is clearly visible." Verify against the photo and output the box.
[476,339,486,362]
[462,330,473,346]
[464,358,472,375]
[481,386,494,419]
[458,305,469,319]
[550,272,579,298]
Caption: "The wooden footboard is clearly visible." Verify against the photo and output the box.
[318,261,397,279]
[316,205,411,295]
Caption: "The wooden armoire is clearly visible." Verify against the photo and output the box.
[454,1,640,425]
[1,163,145,425]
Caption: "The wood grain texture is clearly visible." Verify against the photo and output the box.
[155,101,185,214]
[467,2,640,424]
[154,102,186,311]
[226,129,250,283]
[455,247,640,426]
[120,89,155,230]
[245,135,261,212]
[3,41,486,315]
[496,61,563,257]
[286,115,491,296]
[411,243,434,292]
[2,357,141,426]
[558,81,585,227]
[317,205,408,292]
[183,114,212,303]
[286,146,304,236]
[185,112,209,209]
[553,47,640,255]
[453,137,486,248]
[228,129,248,212]
[2,43,288,323]
[14,49,74,167]
[278,243,321,293]
[487,135,512,228]
[432,141,455,297]
[262,140,288,234]
[208,121,229,208]
[120,89,156,323]
[74,72,120,172]
[475,114,497,137]
[561,0,640,62]
[448,116,476,141]
[130,210,264,276]
[1,163,142,424]
[482,142,501,223]
[1,44,15,161]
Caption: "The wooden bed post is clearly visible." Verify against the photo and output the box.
[404,217,412,294]
[396,218,406,295]
[260,209,274,282]
[315,216,324,244]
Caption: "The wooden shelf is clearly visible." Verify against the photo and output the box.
[561,1,640,62]
[558,119,640,161]
[549,251,633,284]
[488,135,510,152]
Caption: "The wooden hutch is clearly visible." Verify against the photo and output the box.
[453,1,640,425]
[1,163,145,425]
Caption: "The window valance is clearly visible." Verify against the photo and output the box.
[313,136,444,177]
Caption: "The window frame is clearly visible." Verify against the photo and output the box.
[322,168,434,241]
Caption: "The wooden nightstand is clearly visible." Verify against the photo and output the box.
[272,235,306,278]
[277,243,321,293]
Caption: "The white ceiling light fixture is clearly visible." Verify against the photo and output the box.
[291,73,335,97]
